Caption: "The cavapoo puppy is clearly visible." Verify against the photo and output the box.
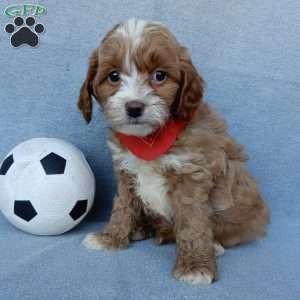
[78,19,270,285]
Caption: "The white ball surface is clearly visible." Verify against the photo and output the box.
[0,138,95,235]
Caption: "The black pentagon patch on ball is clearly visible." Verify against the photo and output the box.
[14,200,37,222]
[0,154,14,175]
[40,152,66,175]
[69,200,88,221]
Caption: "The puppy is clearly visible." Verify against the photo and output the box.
[78,19,270,285]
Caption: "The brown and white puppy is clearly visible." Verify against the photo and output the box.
[78,19,270,286]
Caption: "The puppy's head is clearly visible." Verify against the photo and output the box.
[78,19,204,137]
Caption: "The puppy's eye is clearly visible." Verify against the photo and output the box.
[108,71,121,84]
[152,70,167,84]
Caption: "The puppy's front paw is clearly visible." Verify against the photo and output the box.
[82,232,129,251]
[173,256,218,286]
[82,233,108,250]
[173,267,215,286]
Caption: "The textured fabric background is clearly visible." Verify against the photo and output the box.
[0,1,299,299]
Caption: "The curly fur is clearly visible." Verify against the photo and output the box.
[79,18,270,285]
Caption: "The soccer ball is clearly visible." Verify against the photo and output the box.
[0,138,95,235]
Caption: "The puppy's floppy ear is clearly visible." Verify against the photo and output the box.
[172,48,204,120]
[78,50,99,123]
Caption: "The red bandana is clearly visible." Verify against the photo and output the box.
[116,119,189,161]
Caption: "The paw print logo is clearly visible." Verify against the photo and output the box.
[5,16,44,47]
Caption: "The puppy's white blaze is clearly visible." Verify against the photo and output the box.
[117,18,148,72]
[82,233,107,250]
[110,149,173,221]
[117,18,148,48]
[119,66,144,98]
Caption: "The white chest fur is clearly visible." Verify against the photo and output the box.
[109,142,173,221]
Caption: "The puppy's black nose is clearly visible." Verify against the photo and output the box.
[125,101,145,118]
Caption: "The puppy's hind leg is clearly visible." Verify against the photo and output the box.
[213,200,270,248]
